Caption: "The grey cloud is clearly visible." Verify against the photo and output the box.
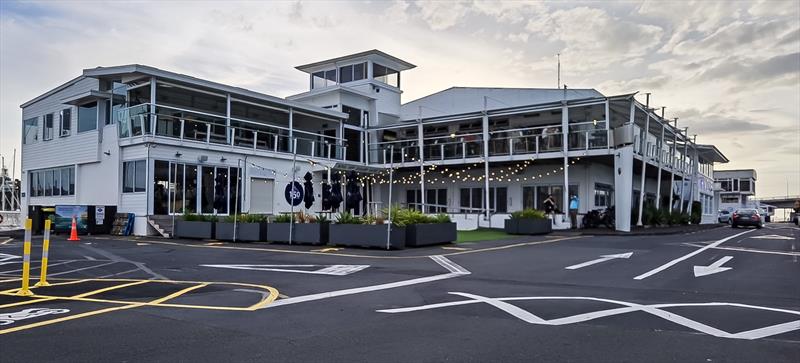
[697,52,800,82]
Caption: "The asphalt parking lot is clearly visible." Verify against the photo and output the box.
[1,224,798,362]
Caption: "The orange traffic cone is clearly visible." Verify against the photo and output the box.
[68,216,80,241]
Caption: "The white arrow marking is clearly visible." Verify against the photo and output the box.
[200,264,370,276]
[750,234,793,240]
[693,256,734,277]
[565,252,633,270]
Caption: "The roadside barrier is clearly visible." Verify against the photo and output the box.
[68,216,80,242]
[15,219,33,296]
[34,219,52,287]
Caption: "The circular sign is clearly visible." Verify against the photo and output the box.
[284,181,304,206]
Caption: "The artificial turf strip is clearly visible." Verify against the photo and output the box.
[456,228,514,243]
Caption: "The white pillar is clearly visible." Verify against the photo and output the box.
[679,127,689,213]
[668,118,678,213]
[636,94,651,226]
[561,99,569,216]
[417,113,425,212]
[483,97,490,220]
[655,107,666,210]
[687,135,698,216]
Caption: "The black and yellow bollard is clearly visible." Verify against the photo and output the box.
[15,218,34,296]
[35,219,52,287]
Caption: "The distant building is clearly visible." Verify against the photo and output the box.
[19,50,729,235]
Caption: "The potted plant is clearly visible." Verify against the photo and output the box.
[266,211,329,245]
[174,213,216,239]
[328,212,406,249]
[397,209,457,247]
[215,214,268,242]
[505,209,552,235]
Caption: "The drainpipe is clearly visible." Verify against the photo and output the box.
[636,94,651,226]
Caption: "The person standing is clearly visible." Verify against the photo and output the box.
[569,194,579,229]
[543,194,556,215]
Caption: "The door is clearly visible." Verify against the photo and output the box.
[249,178,274,214]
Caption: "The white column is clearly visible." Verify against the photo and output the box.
[288,108,293,140]
[655,107,666,210]
[679,127,688,213]
[417,113,425,212]
[615,98,637,231]
[687,135,698,216]
[561,100,569,216]
[636,94,651,226]
[226,93,231,144]
[668,118,678,213]
[482,97,490,220]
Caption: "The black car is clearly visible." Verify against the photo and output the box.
[731,209,764,229]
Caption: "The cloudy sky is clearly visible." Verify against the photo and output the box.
[1,0,798,197]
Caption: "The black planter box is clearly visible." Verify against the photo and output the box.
[406,223,457,247]
[329,224,406,249]
[266,223,329,245]
[174,220,215,239]
[215,222,267,242]
[504,218,552,235]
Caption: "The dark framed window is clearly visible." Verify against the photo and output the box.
[60,108,71,136]
[373,63,399,88]
[594,183,613,208]
[122,160,146,193]
[29,167,73,197]
[460,187,506,213]
[78,102,98,132]
[23,117,38,144]
[43,114,54,141]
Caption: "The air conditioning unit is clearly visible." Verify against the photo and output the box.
[613,124,634,147]
[198,155,208,162]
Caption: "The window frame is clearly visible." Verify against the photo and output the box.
[43,113,54,141]
[60,108,72,137]
[23,117,39,145]
[77,101,99,133]
[122,160,147,193]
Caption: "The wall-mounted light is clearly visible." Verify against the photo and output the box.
[450,133,456,138]
[103,150,111,156]
[220,156,227,162]
[175,152,182,158]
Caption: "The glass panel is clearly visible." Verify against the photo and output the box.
[353,63,366,81]
[344,128,360,162]
[471,188,482,211]
[523,186,535,209]
[340,65,353,83]
[312,71,325,89]
[171,163,186,214]
[427,189,436,213]
[155,113,181,138]
[495,187,507,213]
[123,162,134,193]
[588,129,608,149]
[44,170,53,197]
[60,168,69,195]
[184,164,197,214]
[128,83,151,106]
[30,172,38,197]
[536,186,549,210]
[78,102,98,133]
[233,128,255,148]
[134,160,146,192]
[230,168,242,214]
[156,82,226,116]
[438,189,447,213]
[43,114,53,141]
[209,124,228,144]
[60,109,71,136]
[460,188,470,212]
[201,166,215,213]
[52,169,60,196]
[68,167,75,195]
[183,119,208,142]
[153,161,169,215]
[36,171,44,197]
[214,167,229,214]
[23,118,38,144]
[324,69,337,84]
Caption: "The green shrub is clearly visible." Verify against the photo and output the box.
[510,209,547,220]
[432,213,451,223]
[316,214,329,224]
[690,201,702,224]
[335,212,363,224]
[273,214,293,223]
[183,213,217,222]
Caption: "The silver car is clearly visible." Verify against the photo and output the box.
[717,210,732,224]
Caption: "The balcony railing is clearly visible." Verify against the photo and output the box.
[118,104,346,161]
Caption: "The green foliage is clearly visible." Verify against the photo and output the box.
[643,205,667,226]
[273,214,293,223]
[690,201,702,224]
[183,213,217,222]
[315,214,329,224]
[377,205,452,226]
[510,209,547,220]
[432,213,451,223]
[335,212,363,224]
[665,210,691,226]
[224,214,267,223]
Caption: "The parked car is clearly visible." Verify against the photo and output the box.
[731,209,764,229]
[717,210,732,224]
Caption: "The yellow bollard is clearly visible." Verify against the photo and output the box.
[35,219,52,287]
[16,219,34,296]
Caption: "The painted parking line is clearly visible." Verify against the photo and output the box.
[377,292,800,340]
[633,229,755,280]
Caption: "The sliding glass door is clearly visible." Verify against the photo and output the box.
[153,160,240,215]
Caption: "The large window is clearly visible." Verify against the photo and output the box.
[60,108,71,136]
[460,187,506,213]
[739,179,751,193]
[23,117,38,144]
[311,69,337,89]
[122,160,146,193]
[594,183,613,208]
[156,82,226,116]
[524,184,579,211]
[338,62,366,83]
[341,105,362,126]
[29,166,74,197]
[78,102,98,132]
[373,63,399,88]
[406,189,447,213]
[43,114,54,141]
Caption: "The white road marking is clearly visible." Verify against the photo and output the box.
[0,253,19,262]
[634,229,754,280]
[565,252,633,270]
[0,260,79,274]
[693,256,733,277]
[83,255,96,261]
[200,264,370,276]
[682,242,800,257]
[262,256,471,309]
[47,261,118,277]
[750,234,794,240]
[0,308,70,326]
[377,293,800,340]
[80,244,166,280]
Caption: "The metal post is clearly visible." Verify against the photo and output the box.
[171,162,178,236]
[687,135,698,216]
[233,159,240,242]
[655,107,666,210]
[35,219,52,287]
[16,219,33,296]
[679,127,689,213]
[561,98,569,220]
[482,97,491,220]
[637,94,651,226]
[289,138,298,245]
[386,146,394,250]
[668,118,678,213]
[417,108,425,212]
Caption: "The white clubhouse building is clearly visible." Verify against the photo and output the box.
[19,50,728,235]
